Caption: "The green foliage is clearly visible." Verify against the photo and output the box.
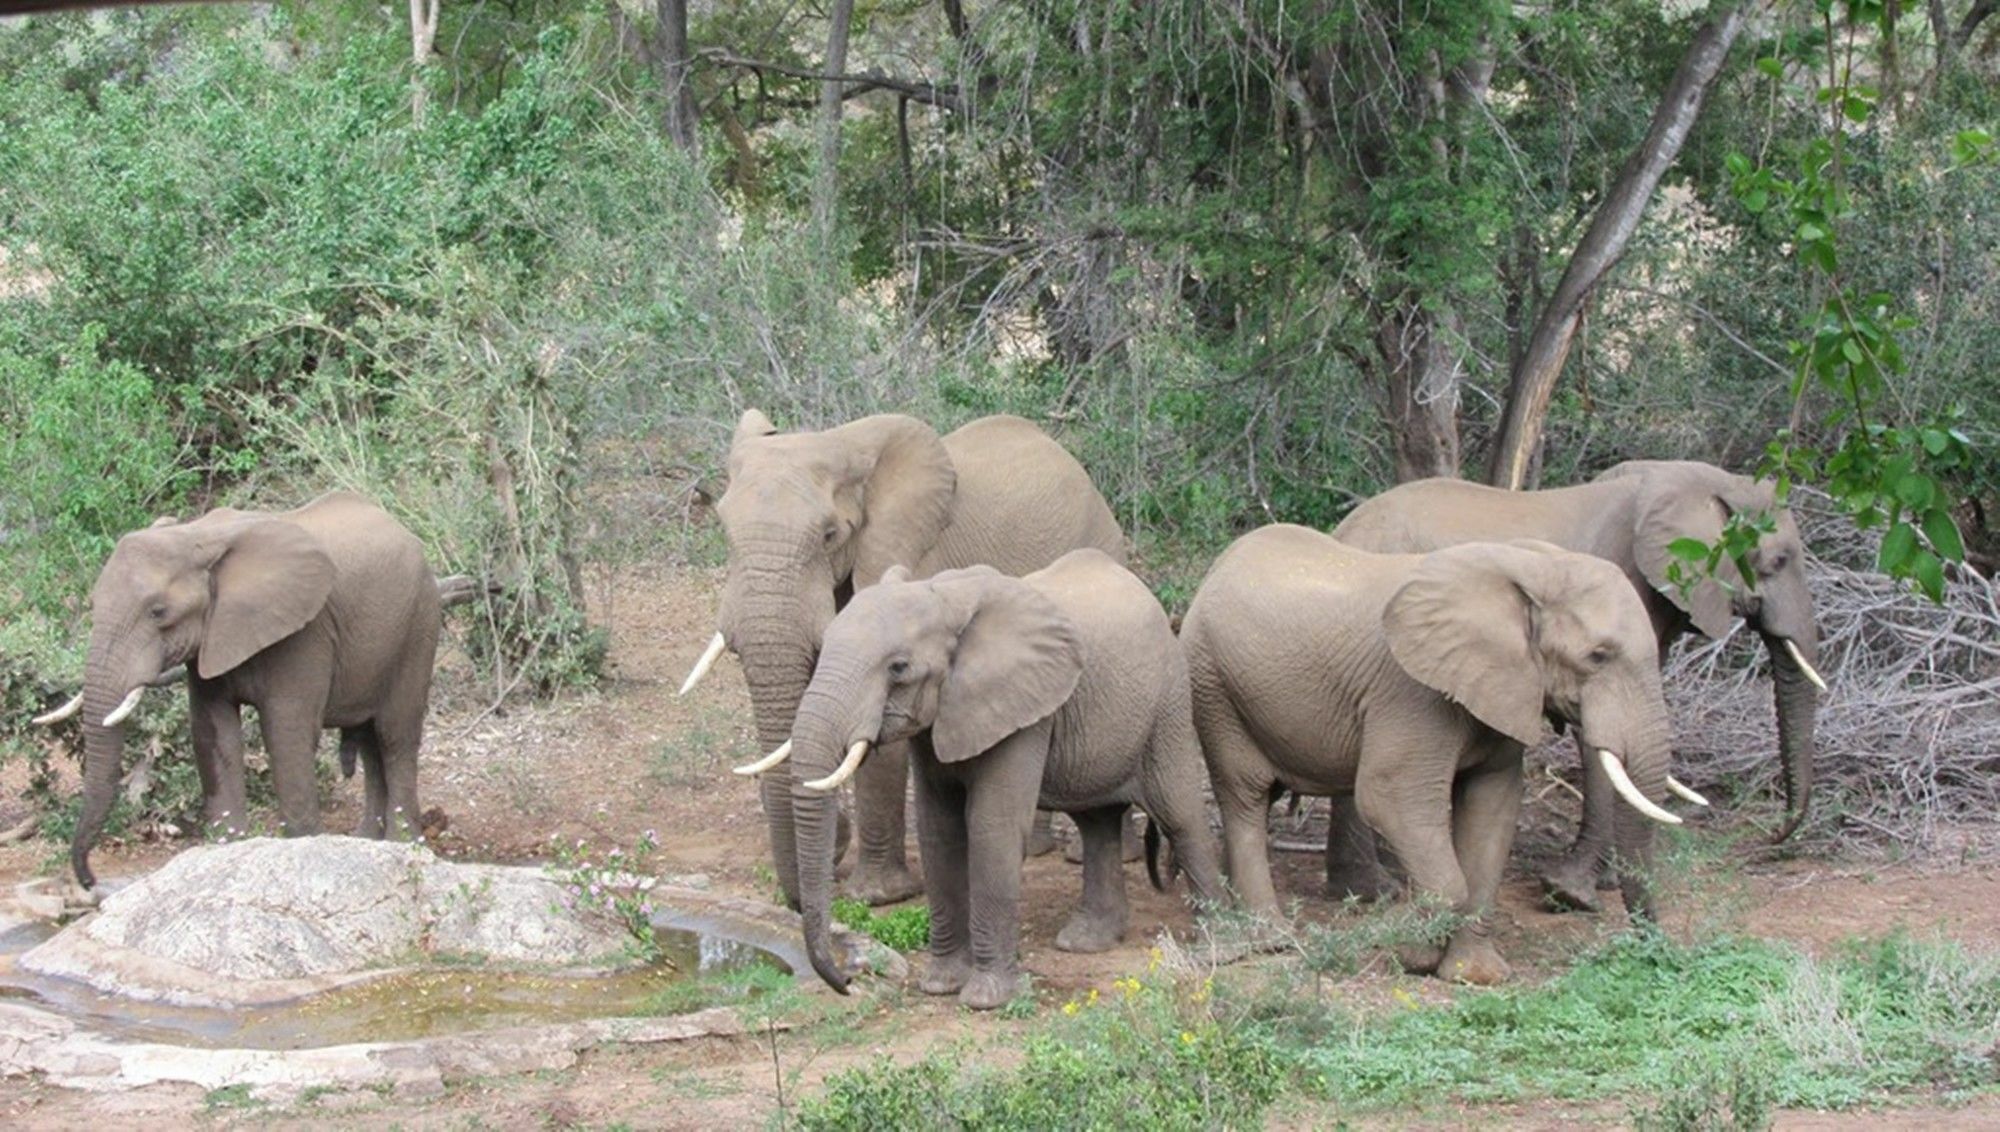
[831,897,931,953]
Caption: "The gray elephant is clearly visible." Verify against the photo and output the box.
[1329,460,1822,911]
[753,549,1223,1010]
[681,410,1126,910]
[34,492,441,889]
[1182,527,1692,983]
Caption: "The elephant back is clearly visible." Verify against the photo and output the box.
[925,416,1127,577]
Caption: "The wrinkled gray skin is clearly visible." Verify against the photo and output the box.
[66,492,440,889]
[1182,528,1680,984]
[787,550,1223,1010]
[1329,461,1819,912]
[710,410,1126,911]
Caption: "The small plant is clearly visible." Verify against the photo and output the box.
[1630,1052,1775,1131]
[544,830,675,968]
[1296,895,1465,977]
[832,897,931,952]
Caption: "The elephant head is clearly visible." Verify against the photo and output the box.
[687,410,958,907]
[1384,541,1684,917]
[61,512,334,888]
[1609,461,1822,840]
[767,564,1081,992]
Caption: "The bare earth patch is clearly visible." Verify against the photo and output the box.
[2,562,1997,1129]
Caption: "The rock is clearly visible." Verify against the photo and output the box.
[20,837,637,1007]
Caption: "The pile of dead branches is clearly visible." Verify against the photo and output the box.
[1665,488,2000,853]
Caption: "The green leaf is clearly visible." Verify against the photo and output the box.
[1893,473,1934,509]
[1667,537,1711,563]
[1754,57,1784,79]
[1922,507,1965,562]
[1877,522,1917,573]
[1743,188,1770,213]
[1913,552,1945,603]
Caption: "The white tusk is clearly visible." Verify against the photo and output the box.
[802,741,870,793]
[733,740,793,777]
[32,692,84,726]
[1783,638,1828,693]
[678,632,728,696]
[1598,750,1682,826]
[100,686,147,728]
[1665,775,1710,808]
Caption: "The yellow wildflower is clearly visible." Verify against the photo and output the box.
[1179,1030,1196,1044]
[1148,947,1163,973]
[1063,1000,1080,1016]
[1392,986,1419,1010]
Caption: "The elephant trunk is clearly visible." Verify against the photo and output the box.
[1762,629,1820,843]
[741,634,816,911]
[790,685,862,994]
[72,639,150,889]
[1588,683,1676,922]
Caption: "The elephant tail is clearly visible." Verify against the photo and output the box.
[1144,812,1176,893]
[338,728,364,779]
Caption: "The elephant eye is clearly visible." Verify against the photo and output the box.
[149,603,169,622]
[822,523,840,546]
[887,658,910,679]
[1588,645,1616,666]
[1764,552,1789,574]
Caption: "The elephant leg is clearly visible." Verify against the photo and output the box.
[1324,794,1401,902]
[345,725,388,838]
[1543,737,1616,913]
[1061,809,1143,864]
[1028,809,1060,857]
[1356,740,1464,978]
[256,694,327,838]
[1439,744,1524,986]
[1056,805,1130,953]
[189,688,248,840]
[959,722,1049,1011]
[1202,705,1283,917]
[848,736,923,906]
[913,757,973,998]
[372,713,426,843]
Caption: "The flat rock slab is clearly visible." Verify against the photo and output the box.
[20,837,642,1007]
[0,999,766,1101]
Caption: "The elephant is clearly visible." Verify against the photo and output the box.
[682,410,1126,911]
[1328,460,1822,911]
[753,549,1224,1010]
[34,492,442,889]
[1181,526,1693,984]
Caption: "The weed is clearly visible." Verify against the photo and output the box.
[831,898,931,952]
[544,830,672,967]
[202,1083,263,1111]
[1629,1051,1775,1131]
[651,707,728,789]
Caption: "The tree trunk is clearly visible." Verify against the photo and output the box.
[1487,4,1748,489]
[408,0,441,127]
[1377,303,1464,482]
[813,0,858,244]
[653,0,699,153]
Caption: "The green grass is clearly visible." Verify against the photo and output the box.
[832,898,931,952]
[787,930,2000,1130]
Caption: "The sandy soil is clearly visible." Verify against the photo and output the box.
[2,557,1997,1130]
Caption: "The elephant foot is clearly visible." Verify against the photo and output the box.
[353,815,385,839]
[919,952,973,997]
[1054,913,1126,954]
[847,864,924,907]
[959,968,1025,1011]
[1396,941,1446,976]
[1540,858,1605,914]
[1439,932,1511,986]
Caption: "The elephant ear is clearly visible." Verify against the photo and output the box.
[830,414,957,590]
[929,569,1082,764]
[197,518,336,679]
[1628,463,1740,638]
[733,408,779,447]
[1383,542,1551,748]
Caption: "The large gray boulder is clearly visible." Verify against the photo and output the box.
[20,837,643,1006]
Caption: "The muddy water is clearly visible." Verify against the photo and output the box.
[0,920,786,1051]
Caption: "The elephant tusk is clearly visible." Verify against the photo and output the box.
[678,632,728,697]
[1782,638,1828,693]
[32,692,84,726]
[802,741,870,792]
[100,686,147,728]
[733,740,793,777]
[1598,750,1682,826]
[1665,775,1710,808]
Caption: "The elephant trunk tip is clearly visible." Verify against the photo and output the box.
[71,846,97,891]
[807,943,853,995]
[1771,801,1810,844]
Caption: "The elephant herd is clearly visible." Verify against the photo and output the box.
[31,411,1824,1012]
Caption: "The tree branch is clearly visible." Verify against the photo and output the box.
[700,50,968,114]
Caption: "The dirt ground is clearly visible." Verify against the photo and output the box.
[2,559,1998,1130]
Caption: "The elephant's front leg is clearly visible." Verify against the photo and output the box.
[959,720,1051,1011]
[1056,805,1130,953]
[1438,744,1525,986]
[913,752,973,998]
[1356,742,1464,979]
[189,687,248,840]
[1542,736,1616,913]
[255,693,329,838]
[849,736,923,905]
